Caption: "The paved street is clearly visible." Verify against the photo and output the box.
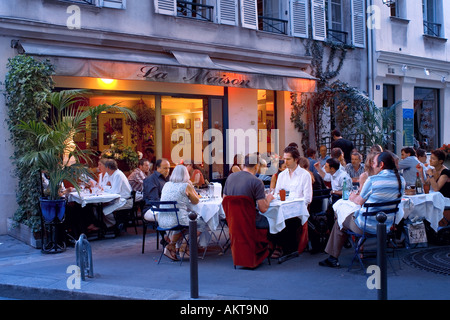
[1,225,449,303]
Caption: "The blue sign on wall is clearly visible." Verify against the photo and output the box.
[403,108,414,146]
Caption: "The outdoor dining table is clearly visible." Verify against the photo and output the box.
[191,196,225,248]
[333,191,448,233]
[261,197,309,234]
[401,191,448,232]
[67,191,125,238]
[67,191,123,208]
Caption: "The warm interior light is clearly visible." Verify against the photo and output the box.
[100,78,115,84]
[177,118,185,124]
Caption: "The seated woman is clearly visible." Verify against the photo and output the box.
[159,165,207,261]
[186,163,205,187]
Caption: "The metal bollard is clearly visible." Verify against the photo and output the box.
[75,234,94,281]
[188,212,199,299]
[376,212,387,300]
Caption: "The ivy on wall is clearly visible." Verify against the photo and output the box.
[5,55,54,232]
[291,40,351,152]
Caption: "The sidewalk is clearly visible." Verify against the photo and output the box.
[0,227,449,301]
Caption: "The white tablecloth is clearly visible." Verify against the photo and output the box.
[333,199,407,230]
[401,192,447,232]
[68,191,125,215]
[261,198,309,234]
[333,192,447,232]
[191,197,225,231]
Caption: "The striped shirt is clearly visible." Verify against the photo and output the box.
[354,169,405,234]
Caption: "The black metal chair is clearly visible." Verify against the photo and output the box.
[307,188,332,253]
[346,199,401,271]
[144,201,190,265]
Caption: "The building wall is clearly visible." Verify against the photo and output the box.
[372,0,450,153]
[0,36,19,234]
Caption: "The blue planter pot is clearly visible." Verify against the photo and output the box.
[40,197,66,222]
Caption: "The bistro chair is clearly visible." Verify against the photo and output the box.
[222,195,270,269]
[307,188,332,253]
[141,204,163,254]
[346,199,401,272]
[114,191,138,234]
[145,201,190,265]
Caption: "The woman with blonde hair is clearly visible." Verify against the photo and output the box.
[358,151,381,190]
[159,165,206,260]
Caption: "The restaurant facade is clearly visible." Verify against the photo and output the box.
[0,0,371,235]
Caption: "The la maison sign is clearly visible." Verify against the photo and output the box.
[139,65,251,88]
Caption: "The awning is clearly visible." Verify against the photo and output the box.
[19,41,316,92]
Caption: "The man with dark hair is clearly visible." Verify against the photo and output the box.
[142,158,170,213]
[128,158,151,194]
[399,147,420,186]
[319,151,405,268]
[224,153,274,216]
[331,129,354,164]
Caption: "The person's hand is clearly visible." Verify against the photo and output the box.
[266,193,275,202]
[314,162,321,170]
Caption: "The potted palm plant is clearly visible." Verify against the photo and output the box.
[17,90,136,223]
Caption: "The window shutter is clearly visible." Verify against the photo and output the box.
[240,0,258,30]
[101,0,126,9]
[290,0,309,38]
[351,0,366,48]
[218,0,238,25]
[154,0,176,16]
[311,0,326,41]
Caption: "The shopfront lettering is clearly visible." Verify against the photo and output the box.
[140,65,250,88]
[183,69,251,88]
[140,66,168,80]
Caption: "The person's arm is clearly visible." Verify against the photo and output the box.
[314,162,326,179]
[257,193,274,213]
[185,183,200,205]
[427,169,448,192]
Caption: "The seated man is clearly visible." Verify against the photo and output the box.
[102,159,133,229]
[142,158,171,215]
[272,146,312,257]
[315,157,350,203]
[319,152,405,268]
[223,153,274,227]
[128,158,151,201]
[398,147,420,186]
[345,152,365,183]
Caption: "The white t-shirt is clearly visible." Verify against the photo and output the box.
[106,169,132,199]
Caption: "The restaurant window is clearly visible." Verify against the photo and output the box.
[414,87,439,151]
[257,90,276,155]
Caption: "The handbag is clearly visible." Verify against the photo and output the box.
[406,221,428,246]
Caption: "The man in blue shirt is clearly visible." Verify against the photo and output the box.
[398,147,420,186]
[319,152,405,268]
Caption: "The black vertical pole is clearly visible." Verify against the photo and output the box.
[188,212,199,299]
[376,212,387,300]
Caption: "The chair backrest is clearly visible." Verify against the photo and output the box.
[360,199,401,234]
[361,199,401,216]
[147,201,180,225]
[222,195,269,268]
[309,188,331,215]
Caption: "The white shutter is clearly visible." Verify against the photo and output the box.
[240,0,258,30]
[311,0,326,41]
[219,0,238,25]
[101,0,126,9]
[290,0,309,38]
[351,0,366,48]
[154,0,176,16]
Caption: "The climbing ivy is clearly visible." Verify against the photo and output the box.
[5,55,54,232]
